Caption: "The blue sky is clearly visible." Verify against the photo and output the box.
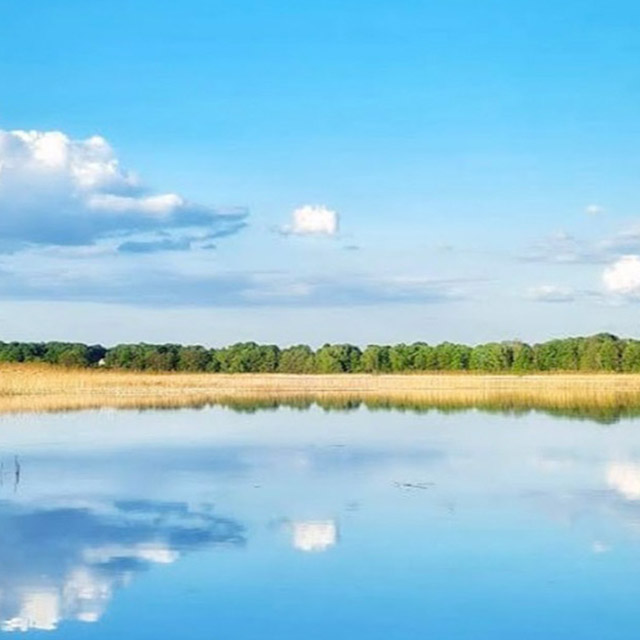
[1,0,640,346]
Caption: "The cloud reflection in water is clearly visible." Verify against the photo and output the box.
[0,500,245,632]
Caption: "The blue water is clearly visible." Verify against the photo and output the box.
[2,405,640,638]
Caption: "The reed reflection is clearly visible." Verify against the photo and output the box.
[2,394,640,424]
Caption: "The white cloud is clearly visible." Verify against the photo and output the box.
[282,204,339,236]
[603,255,640,295]
[527,284,575,303]
[585,204,604,216]
[0,129,246,248]
[0,129,138,195]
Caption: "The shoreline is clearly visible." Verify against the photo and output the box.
[1,365,640,417]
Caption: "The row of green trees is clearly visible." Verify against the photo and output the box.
[0,342,106,367]
[1,333,640,373]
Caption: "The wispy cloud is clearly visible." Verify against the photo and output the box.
[518,231,607,264]
[527,284,575,303]
[117,238,194,254]
[600,229,640,255]
[585,204,605,216]
[519,226,640,304]
[0,247,472,307]
[241,273,469,306]
[519,226,640,266]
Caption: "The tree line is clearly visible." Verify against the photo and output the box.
[1,333,640,373]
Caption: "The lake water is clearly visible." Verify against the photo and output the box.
[2,404,640,638]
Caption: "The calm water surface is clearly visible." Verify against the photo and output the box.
[2,405,640,638]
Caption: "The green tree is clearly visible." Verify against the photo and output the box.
[511,342,534,372]
[57,345,90,368]
[278,345,316,373]
[412,343,438,370]
[315,344,361,373]
[580,334,621,371]
[217,342,280,373]
[435,343,471,370]
[469,343,512,372]
[177,346,211,372]
[622,340,640,372]
[389,344,411,372]
[360,345,391,373]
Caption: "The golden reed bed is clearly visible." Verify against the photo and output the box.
[1,364,640,421]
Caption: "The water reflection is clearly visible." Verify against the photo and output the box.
[211,396,640,425]
[291,521,338,552]
[0,457,21,494]
[3,407,640,638]
[0,499,244,632]
[607,463,640,500]
[6,393,640,424]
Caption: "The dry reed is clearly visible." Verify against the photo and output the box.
[0,364,640,420]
